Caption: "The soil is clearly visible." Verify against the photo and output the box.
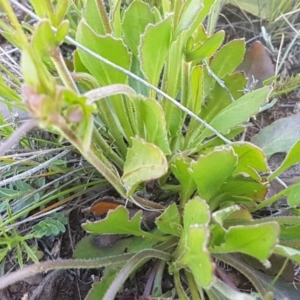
[1,2,300,300]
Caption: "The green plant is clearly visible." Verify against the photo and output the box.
[32,212,68,237]
[0,0,300,299]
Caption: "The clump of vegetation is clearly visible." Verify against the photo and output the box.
[0,0,300,299]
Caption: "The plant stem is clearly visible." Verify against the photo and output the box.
[0,0,27,44]
[253,181,300,211]
[72,72,100,89]
[92,128,124,168]
[152,260,166,296]
[96,0,112,34]
[174,270,190,300]
[185,270,201,300]
[44,0,56,23]
[0,252,136,290]
[51,48,78,93]
[267,257,290,291]
[103,250,171,300]
[50,113,127,197]
[0,119,38,156]
[213,253,267,296]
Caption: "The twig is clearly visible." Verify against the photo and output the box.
[0,118,37,156]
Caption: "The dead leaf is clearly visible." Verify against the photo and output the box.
[83,197,124,216]
[237,41,274,89]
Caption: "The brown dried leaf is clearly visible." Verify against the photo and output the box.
[237,41,275,89]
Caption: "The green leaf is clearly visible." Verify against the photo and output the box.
[185,30,225,62]
[184,197,211,227]
[92,93,137,147]
[280,221,300,242]
[0,77,21,102]
[225,0,290,19]
[275,244,300,265]
[211,278,255,300]
[122,1,156,56]
[217,175,268,201]
[285,185,300,207]
[269,140,300,180]
[0,188,20,200]
[111,0,122,38]
[83,206,148,236]
[190,147,237,200]
[32,20,57,58]
[73,49,89,73]
[0,248,9,263]
[161,34,184,138]
[190,65,204,114]
[21,47,55,95]
[30,0,55,22]
[55,0,69,25]
[83,0,111,35]
[173,197,210,261]
[122,137,168,196]
[22,243,39,263]
[212,222,280,262]
[139,16,172,86]
[55,20,69,45]
[86,269,119,300]
[171,156,197,202]
[252,114,300,158]
[199,72,246,124]
[178,226,214,288]
[155,203,181,236]
[200,86,272,139]
[231,142,268,180]
[194,24,208,43]
[212,205,242,228]
[175,0,204,35]
[126,235,162,253]
[210,39,246,79]
[74,235,128,259]
[173,198,213,287]
[135,98,171,154]
[32,215,67,238]
[76,20,131,85]
[187,72,247,147]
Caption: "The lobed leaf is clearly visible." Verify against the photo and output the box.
[83,206,147,237]
[212,222,279,262]
[155,203,181,236]
[171,156,197,202]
